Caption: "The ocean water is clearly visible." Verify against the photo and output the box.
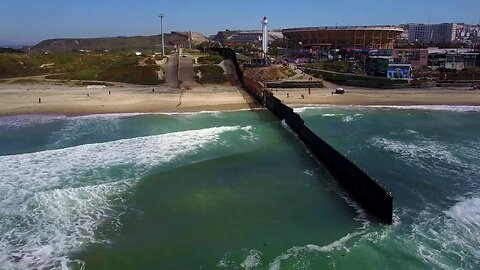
[0,107,479,269]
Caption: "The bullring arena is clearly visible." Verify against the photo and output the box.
[282,26,404,49]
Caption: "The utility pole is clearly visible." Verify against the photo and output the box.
[159,13,165,56]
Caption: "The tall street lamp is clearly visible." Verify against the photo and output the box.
[158,13,165,56]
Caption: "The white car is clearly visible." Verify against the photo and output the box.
[335,88,345,94]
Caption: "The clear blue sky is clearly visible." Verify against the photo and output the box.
[1,0,480,44]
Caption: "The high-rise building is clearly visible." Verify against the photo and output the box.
[407,23,458,44]
[455,24,480,45]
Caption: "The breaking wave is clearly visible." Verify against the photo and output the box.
[0,115,66,129]
[0,125,245,269]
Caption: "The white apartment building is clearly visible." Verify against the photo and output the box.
[407,23,458,44]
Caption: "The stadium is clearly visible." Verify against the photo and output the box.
[282,26,404,49]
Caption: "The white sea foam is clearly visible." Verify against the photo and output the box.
[240,250,262,270]
[294,104,480,114]
[406,201,480,269]
[366,105,480,113]
[370,137,463,169]
[155,108,262,116]
[216,249,262,270]
[342,113,363,123]
[239,126,258,142]
[49,114,124,148]
[69,112,149,120]
[0,125,244,269]
[0,181,132,270]
[0,115,67,129]
[268,231,363,270]
[405,129,419,134]
[445,197,480,230]
[342,115,354,123]
[292,106,317,114]
[292,106,344,116]
[216,252,232,268]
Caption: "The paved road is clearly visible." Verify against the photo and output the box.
[164,54,179,87]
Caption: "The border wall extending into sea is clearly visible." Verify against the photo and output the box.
[215,48,393,223]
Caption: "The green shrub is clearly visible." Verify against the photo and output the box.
[197,55,224,65]
[283,67,296,77]
[305,68,409,88]
[144,58,156,65]
[194,65,227,84]
[306,62,352,73]
[101,65,163,85]
[0,52,165,85]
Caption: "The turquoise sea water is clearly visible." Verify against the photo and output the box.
[0,106,479,269]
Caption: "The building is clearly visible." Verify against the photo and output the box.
[427,48,479,70]
[398,24,410,43]
[365,56,391,77]
[214,30,283,44]
[455,24,480,45]
[407,23,459,44]
[228,32,262,43]
[282,26,403,49]
[392,49,429,68]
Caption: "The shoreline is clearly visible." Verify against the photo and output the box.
[0,103,252,117]
[272,84,480,107]
[0,82,252,117]
[2,103,479,119]
[290,103,480,113]
[1,81,480,116]
[0,107,264,118]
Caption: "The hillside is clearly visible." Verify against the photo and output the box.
[0,47,24,53]
[0,52,164,85]
[29,32,207,53]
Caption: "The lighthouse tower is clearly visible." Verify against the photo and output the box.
[261,17,268,58]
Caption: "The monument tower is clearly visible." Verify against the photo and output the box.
[262,17,268,58]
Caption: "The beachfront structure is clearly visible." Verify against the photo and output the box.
[282,26,403,49]
[427,48,479,70]
[392,48,429,68]
[406,23,459,44]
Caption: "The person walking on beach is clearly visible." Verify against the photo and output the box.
[287,93,290,98]
[152,88,155,93]
[108,90,111,95]
[38,98,41,103]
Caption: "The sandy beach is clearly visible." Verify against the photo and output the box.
[0,80,251,116]
[271,80,480,107]
[1,78,480,116]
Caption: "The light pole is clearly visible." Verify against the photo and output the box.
[158,13,165,56]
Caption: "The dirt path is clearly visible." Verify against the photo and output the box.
[164,55,179,88]
[178,54,199,89]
